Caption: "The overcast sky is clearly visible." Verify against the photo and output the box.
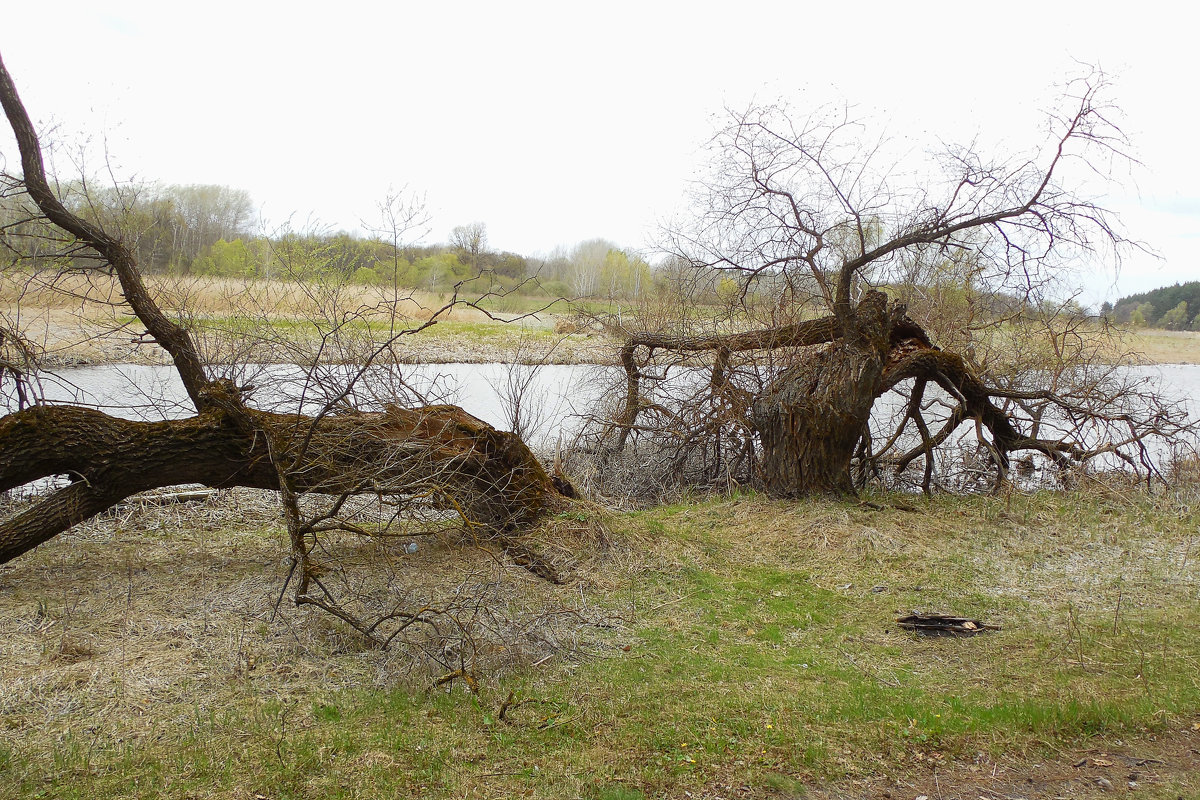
[2,1,1196,306]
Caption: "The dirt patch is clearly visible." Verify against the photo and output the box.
[801,723,1200,799]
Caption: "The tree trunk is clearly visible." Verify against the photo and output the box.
[752,339,884,495]
[749,291,898,496]
[0,403,567,565]
[0,54,575,570]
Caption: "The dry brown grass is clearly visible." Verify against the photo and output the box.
[0,491,623,756]
[1122,328,1200,364]
[0,271,486,322]
[1,270,604,366]
[2,483,1198,798]
[10,268,1200,368]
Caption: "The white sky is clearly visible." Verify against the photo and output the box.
[2,1,1197,306]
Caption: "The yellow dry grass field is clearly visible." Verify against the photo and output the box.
[1,271,477,319]
[1122,328,1200,364]
[0,271,607,366]
[8,269,1200,367]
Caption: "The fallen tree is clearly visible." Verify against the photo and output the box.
[0,399,566,564]
[0,52,575,642]
[588,71,1194,497]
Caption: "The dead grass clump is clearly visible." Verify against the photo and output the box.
[494,504,618,587]
[695,496,932,565]
[45,635,97,665]
[1164,451,1200,489]
[553,318,580,335]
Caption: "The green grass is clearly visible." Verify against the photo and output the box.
[2,486,1198,798]
[423,318,558,341]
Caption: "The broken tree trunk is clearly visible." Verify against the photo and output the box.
[752,339,885,495]
[0,401,567,565]
[750,290,898,495]
[0,51,574,568]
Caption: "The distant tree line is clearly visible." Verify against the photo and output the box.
[1104,281,1200,330]
[5,177,1108,317]
[0,181,660,300]
[0,180,255,275]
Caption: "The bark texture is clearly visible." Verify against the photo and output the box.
[752,341,884,495]
[609,285,1117,497]
[750,290,895,494]
[0,403,564,564]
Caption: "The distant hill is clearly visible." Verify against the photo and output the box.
[1108,281,1200,329]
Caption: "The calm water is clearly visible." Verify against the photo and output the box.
[8,362,617,449]
[6,361,1199,454]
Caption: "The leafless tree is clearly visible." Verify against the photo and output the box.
[485,336,568,446]
[592,70,1195,497]
[0,53,578,645]
[364,185,430,335]
[449,221,488,272]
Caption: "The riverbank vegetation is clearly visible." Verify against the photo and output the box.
[9,274,1200,375]
[8,267,1200,371]
[1107,281,1200,330]
[0,175,654,301]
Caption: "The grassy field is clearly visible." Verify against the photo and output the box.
[0,271,607,366]
[10,269,1200,368]
[1123,328,1200,364]
[2,482,1198,799]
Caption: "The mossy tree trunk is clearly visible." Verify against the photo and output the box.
[0,401,568,565]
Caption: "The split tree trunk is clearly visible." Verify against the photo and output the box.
[0,52,573,568]
[0,402,568,565]
[750,290,897,496]
[616,290,928,498]
[752,339,884,495]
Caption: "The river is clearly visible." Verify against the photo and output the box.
[10,362,618,450]
[7,360,1200,456]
